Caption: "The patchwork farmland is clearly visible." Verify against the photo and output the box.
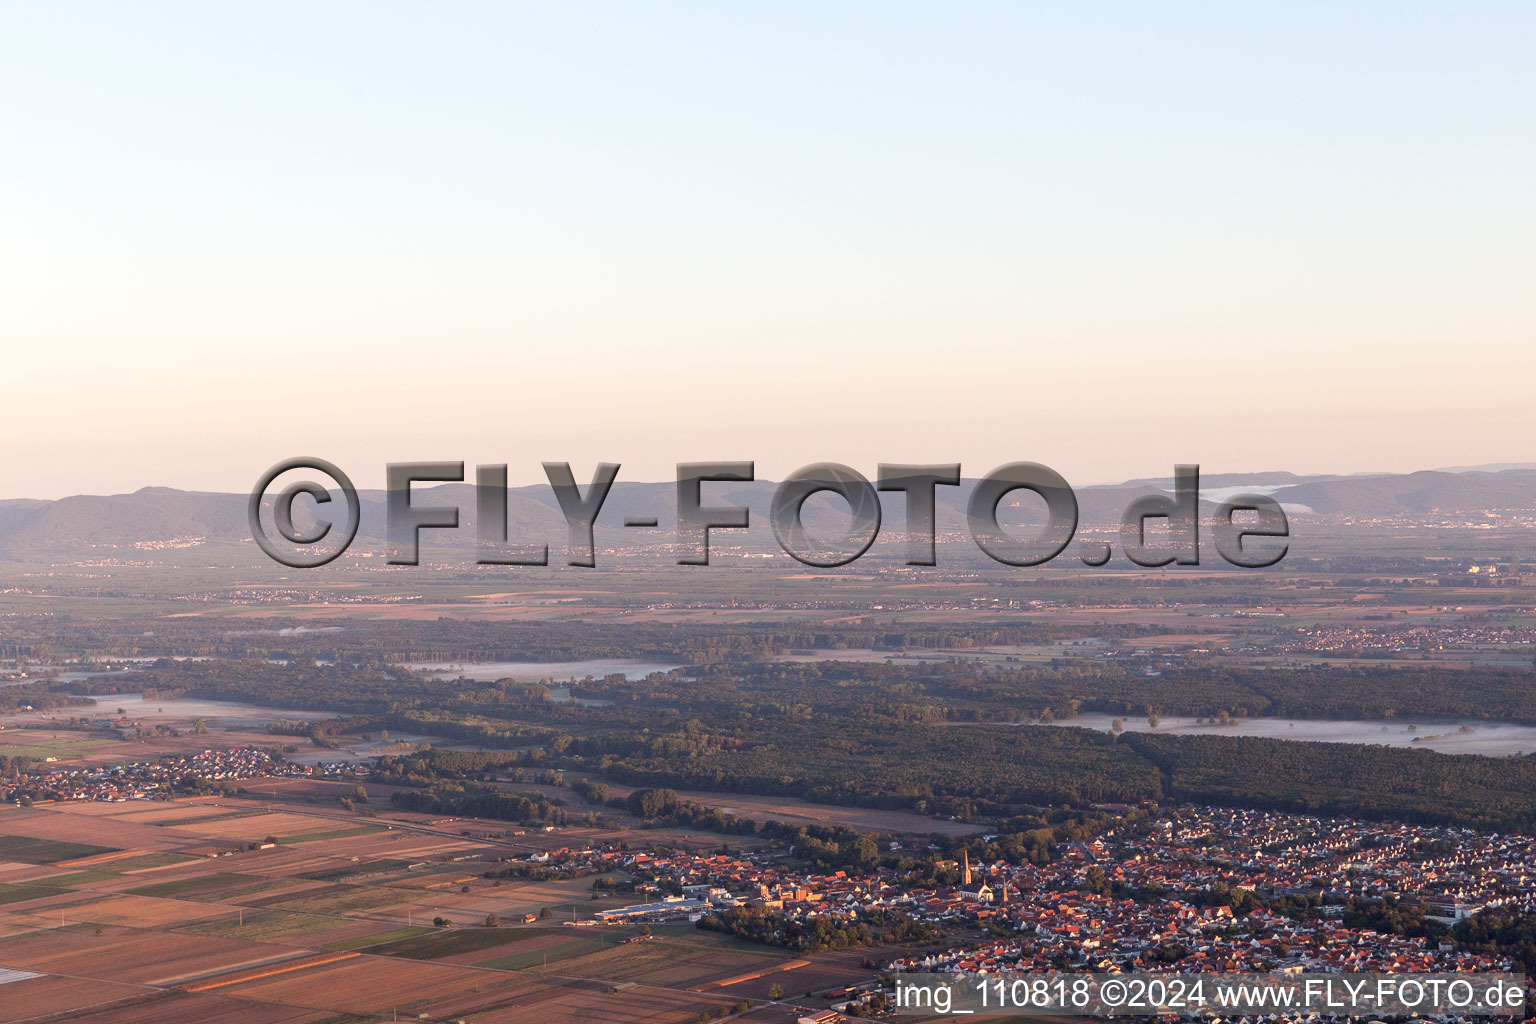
[0,792,815,1022]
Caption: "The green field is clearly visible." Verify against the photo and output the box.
[323,925,433,952]
[152,810,267,827]
[36,869,119,887]
[212,878,310,902]
[0,883,64,905]
[301,858,412,882]
[267,885,403,916]
[109,852,196,871]
[477,933,631,971]
[0,737,98,760]
[0,835,116,864]
[275,824,386,845]
[369,926,531,960]
[181,908,338,942]
[125,871,259,898]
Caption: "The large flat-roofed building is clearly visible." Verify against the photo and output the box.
[593,898,709,921]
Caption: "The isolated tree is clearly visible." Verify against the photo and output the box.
[538,906,553,919]
[768,982,784,1000]
[1147,713,1162,728]
[850,835,880,869]
[192,718,208,734]
[627,788,679,819]
[484,914,500,927]
[1111,718,1124,733]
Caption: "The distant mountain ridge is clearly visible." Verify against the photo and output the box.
[1434,462,1536,474]
[0,466,1533,561]
[1270,469,1536,517]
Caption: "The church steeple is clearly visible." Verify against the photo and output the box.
[962,849,972,886]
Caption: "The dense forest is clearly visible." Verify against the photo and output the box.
[12,616,1129,667]
[37,634,1536,834]
[1122,733,1536,832]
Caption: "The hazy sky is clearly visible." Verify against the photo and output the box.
[3,3,1532,497]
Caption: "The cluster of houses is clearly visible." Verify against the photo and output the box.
[1277,620,1536,656]
[889,895,1507,977]
[885,806,1533,978]
[2,747,310,803]
[310,760,372,778]
[1119,808,1536,918]
[538,806,1534,982]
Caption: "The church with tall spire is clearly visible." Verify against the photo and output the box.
[958,848,995,902]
